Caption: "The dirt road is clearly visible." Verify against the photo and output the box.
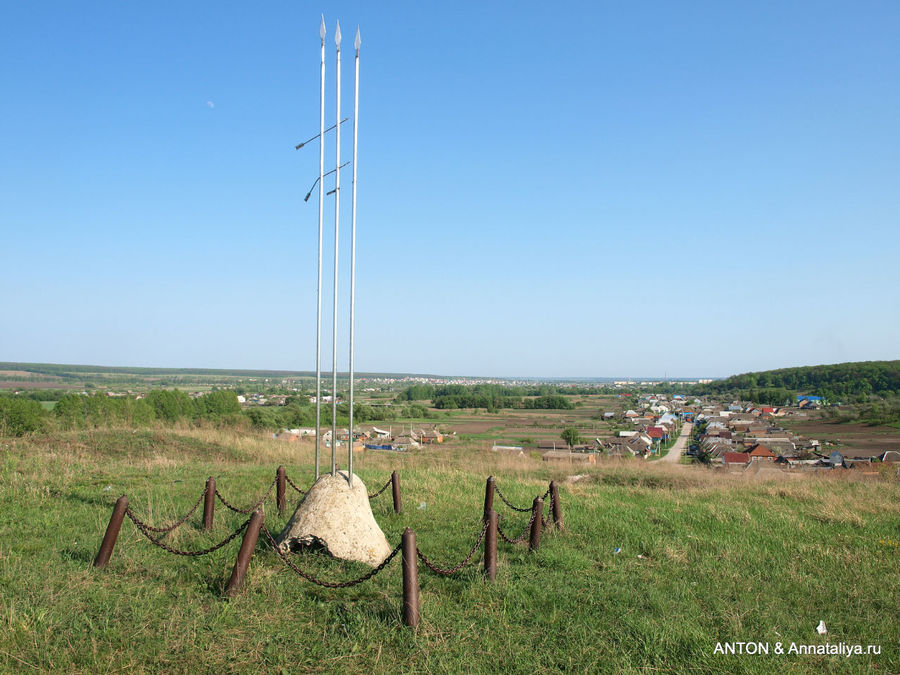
[660,422,693,463]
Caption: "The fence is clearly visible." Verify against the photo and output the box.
[93,470,563,628]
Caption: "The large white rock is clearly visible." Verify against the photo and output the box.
[275,471,391,567]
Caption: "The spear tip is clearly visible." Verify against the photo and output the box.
[354,26,361,51]
[319,14,326,40]
[335,21,342,47]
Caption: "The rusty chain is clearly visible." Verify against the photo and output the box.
[215,477,277,514]
[493,484,532,512]
[261,525,401,588]
[542,492,554,528]
[367,478,392,500]
[542,486,552,501]
[284,472,307,495]
[497,506,539,544]
[125,507,252,556]
[416,520,489,576]
[130,490,206,534]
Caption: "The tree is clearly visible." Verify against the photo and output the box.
[561,427,581,449]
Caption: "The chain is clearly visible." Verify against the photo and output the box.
[542,486,551,501]
[215,478,277,514]
[497,507,539,544]
[542,492,554,528]
[367,478,392,500]
[416,520,488,576]
[125,508,252,556]
[493,484,532,512]
[284,472,307,495]
[130,490,205,534]
[261,525,401,588]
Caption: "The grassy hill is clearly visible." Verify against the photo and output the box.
[1,428,897,673]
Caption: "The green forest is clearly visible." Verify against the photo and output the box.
[695,360,900,403]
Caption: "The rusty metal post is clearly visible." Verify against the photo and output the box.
[401,527,419,628]
[391,470,402,515]
[484,508,498,581]
[224,510,264,597]
[203,477,216,531]
[93,495,129,568]
[483,476,495,520]
[550,480,563,531]
[276,466,286,515]
[529,497,543,552]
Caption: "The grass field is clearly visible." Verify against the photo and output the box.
[1,427,898,673]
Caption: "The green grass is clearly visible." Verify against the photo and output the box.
[1,428,898,673]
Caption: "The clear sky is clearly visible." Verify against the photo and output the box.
[1,1,898,378]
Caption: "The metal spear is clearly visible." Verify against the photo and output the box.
[348,26,360,485]
[331,20,342,476]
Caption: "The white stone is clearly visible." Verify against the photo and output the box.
[275,471,391,567]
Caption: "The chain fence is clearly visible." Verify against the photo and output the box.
[493,484,532,512]
[129,490,206,534]
[367,477,393,500]
[215,478,277,514]
[125,507,252,557]
[416,520,488,576]
[542,491,555,528]
[284,472,307,495]
[261,525,401,588]
[497,506,540,544]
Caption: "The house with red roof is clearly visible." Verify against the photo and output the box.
[747,444,777,462]
[724,452,750,467]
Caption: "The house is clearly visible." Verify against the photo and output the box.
[624,409,639,418]
[646,426,668,441]
[419,428,444,444]
[391,435,420,451]
[746,444,777,462]
[723,452,750,467]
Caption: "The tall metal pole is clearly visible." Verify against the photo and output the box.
[348,27,360,486]
[331,20,342,476]
[314,15,326,481]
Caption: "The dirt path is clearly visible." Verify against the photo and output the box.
[660,422,692,463]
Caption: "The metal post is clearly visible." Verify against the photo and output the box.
[224,510,264,597]
[347,26,361,487]
[484,509,498,581]
[315,15,326,481]
[483,476,495,520]
[93,495,128,568]
[550,481,563,530]
[331,20,342,477]
[204,477,216,531]
[401,527,419,628]
[391,470,402,514]
[276,466,286,515]
[529,497,543,552]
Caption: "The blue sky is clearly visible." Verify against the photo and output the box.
[1,1,898,378]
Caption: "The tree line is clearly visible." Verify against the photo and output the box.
[0,389,439,437]
[396,383,576,411]
[694,361,900,403]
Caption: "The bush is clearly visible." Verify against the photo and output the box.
[0,396,46,436]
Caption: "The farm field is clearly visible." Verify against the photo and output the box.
[779,418,900,458]
[1,427,897,673]
[413,395,630,449]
